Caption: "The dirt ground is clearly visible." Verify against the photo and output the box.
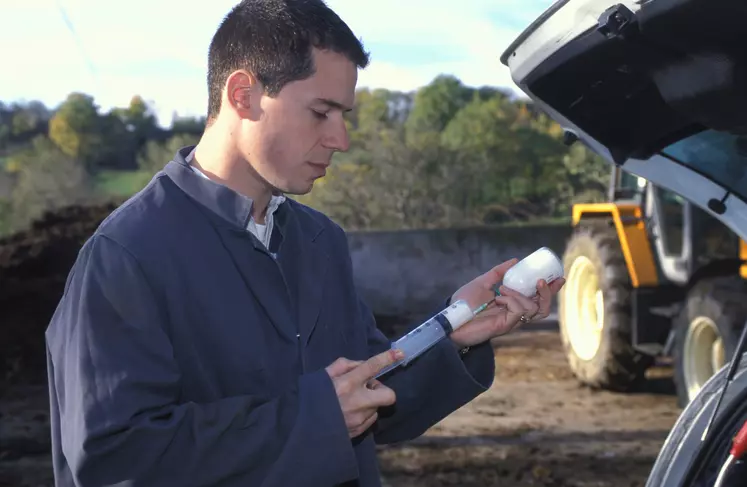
[0,322,681,487]
[376,323,681,487]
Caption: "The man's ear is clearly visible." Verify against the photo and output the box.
[225,70,260,118]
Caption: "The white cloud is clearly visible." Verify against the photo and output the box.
[0,0,553,125]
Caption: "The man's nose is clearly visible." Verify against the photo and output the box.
[323,116,350,153]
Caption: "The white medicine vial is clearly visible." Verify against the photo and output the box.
[502,247,564,297]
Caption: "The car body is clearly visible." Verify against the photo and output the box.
[502,0,747,238]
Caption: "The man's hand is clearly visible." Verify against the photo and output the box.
[449,259,565,348]
[326,349,404,438]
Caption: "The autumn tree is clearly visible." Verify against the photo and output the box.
[48,93,105,170]
[0,75,612,233]
[111,95,161,156]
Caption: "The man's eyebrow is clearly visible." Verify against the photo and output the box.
[316,98,354,112]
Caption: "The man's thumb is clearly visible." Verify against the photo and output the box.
[326,357,362,378]
[487,258,519,283]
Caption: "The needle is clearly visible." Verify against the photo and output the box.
[471,284,502,315]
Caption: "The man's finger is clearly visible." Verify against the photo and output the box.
[494,295,523,320]
[536,279,553,317]
[494,295,536,330]
[351,411,379,438]
[364,383,397,408]
[326,357,363,378]
[499,286,540,317]
[549,278,566,294]
[351,349,404,384]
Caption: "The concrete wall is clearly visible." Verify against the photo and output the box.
[347,223,573,322]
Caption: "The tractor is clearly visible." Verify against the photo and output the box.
[560,164,747,406]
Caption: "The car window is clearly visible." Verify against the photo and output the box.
[661,130,747,202]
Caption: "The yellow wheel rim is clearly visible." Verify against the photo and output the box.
[563,255,604,361]
[684,316,726,400]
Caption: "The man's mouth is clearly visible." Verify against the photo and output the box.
[307,161,329,174]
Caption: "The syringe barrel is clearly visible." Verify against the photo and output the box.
[394,315,448,366]
[388,299,474,368]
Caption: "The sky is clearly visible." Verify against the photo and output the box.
[0,0,556,126]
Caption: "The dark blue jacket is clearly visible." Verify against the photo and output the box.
[45,146,495,487]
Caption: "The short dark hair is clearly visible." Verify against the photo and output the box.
[206,0,370,121]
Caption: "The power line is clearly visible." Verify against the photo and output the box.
[55,0,99,84]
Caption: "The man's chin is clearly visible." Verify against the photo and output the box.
[284,180,317,196]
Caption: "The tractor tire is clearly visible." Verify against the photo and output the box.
[558,222,654,391]
[673,277,747,407]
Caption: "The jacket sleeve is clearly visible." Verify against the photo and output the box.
[45,234,358,487]
[362,297,496,444]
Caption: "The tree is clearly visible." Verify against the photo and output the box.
[298,128,458,230]
[440,95,521,220]
[405,75,474,137]
[555,143,610,213]
[0,170,13,235]
[5,101,49,143]
[8,136,92,231]
[0,80,614,232]
[172,115,206,136]
[111,95,161,154]
[137,133,201,175]
[48,93,104,170]
[0,125,9,150]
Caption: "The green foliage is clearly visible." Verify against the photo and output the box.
[48,93,155,172]
[48,93,102,164]
[94,170,152,198]
[0,75,611,235]
[172,115,206,135]
[137,133,200,174]
[300,77,610,230]
[405,75,474,137]
[0,169,12,235]
[6,136,93,232]
[0,101,49,148]
[0,199,11,236]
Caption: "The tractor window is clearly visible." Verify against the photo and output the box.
[691,204,741,266]
[654,186,685,256]
[661,130,747,202]
[617,171,646,200]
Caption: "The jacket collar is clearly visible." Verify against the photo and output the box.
[164,145,287,232]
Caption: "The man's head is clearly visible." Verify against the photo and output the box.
[205,0,369,195]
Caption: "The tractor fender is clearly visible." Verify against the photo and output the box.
[573,203,659,288]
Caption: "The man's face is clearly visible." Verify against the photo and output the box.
[234,48,357,195]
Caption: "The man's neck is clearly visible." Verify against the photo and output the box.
[192,131,273,224]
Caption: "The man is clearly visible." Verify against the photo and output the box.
[45,1,564,486]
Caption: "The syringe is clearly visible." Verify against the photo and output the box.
[373,246,564,379]
[374,294,498,380]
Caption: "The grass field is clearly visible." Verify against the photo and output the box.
[94,170,151,198]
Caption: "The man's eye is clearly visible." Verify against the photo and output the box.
[312,110,328,119]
